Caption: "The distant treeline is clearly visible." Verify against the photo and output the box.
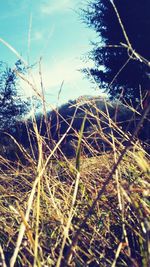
[0,97,149,162]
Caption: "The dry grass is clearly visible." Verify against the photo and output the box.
[0,96,149,267]
[0,5,150,263]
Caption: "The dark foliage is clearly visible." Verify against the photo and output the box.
[0,61,42,162]
[0,61,30,130]
[25,97,144,159]
[1,96,149,163]
[82,0,150,105]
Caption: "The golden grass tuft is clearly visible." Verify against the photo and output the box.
[0,96,149,267]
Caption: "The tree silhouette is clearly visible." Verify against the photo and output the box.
[82,0,150,105]
[0,61,30,130]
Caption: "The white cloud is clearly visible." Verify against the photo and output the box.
[44,59,80,86]
[20,57,82,94]
[40,0,76,15]
[19,55,102,107]
[32,31,43,41]
[29,26,55,53]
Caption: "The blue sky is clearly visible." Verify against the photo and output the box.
[0,0,103,107]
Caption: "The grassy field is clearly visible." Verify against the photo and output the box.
[0,96,150,267]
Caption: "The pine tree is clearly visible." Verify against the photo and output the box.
[0,61,29,130]
[82,0,150,105]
